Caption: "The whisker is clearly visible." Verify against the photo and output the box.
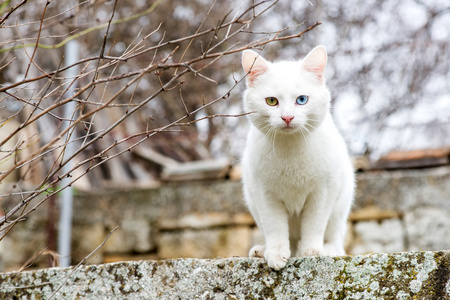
[271,127,278,158]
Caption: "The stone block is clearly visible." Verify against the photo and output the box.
[158,226,252,259]
[404,207,450,252]
[350,205,402,221]
[71,224,105,265]
[351,219,405,255]
[103,219,155,254]
[355,166,450,211]
[161,158,231,182]
[158,212,254,230]
[0,214,48,271]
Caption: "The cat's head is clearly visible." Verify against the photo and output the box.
[242,46,331,136]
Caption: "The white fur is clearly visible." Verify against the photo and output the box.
[241,46,354,270]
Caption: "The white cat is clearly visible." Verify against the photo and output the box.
[241,46,354,270]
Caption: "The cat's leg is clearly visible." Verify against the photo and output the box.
[248,194,290,270]
[259,201,291,270]
[323,211,347,256]
[244,182,290,269]
[299,191,332,257]
[324,188,353,256]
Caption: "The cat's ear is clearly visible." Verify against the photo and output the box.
[302,46,327,83]
[242,50,269,86]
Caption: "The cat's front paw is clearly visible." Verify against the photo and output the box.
[249,245,266,258]
[300,247,324,257]
[265,246,291,270]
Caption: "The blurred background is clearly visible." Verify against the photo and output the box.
[0,0,449,272]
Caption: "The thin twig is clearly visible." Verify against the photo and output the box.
[0,0,28,26]
[23,0,52,79]
[175,112,255,127]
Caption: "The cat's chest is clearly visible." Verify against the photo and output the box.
[252,140,322,189]
[255,154,315,214]
[257,152,316,187]
[249,126,332,179]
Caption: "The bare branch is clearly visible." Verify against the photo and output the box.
[0,0,320,250]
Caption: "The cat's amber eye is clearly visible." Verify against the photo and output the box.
[265,97,279,106]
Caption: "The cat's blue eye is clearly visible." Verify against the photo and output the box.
[296,95,309,105]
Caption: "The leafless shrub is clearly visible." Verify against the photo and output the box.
[0,0,319,239]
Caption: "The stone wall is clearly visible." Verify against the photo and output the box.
[1,251,450,299]
[1,166,450,272]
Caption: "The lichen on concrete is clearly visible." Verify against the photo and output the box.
[1,251,450,299]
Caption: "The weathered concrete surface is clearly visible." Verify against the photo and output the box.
[1,251,450,299]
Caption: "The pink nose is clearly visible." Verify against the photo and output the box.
[281,116,294,125]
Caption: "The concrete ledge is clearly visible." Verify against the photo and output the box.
[1,251,450,299]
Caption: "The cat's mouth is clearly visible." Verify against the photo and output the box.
[282,125,295,130]
[279,123,298,133]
